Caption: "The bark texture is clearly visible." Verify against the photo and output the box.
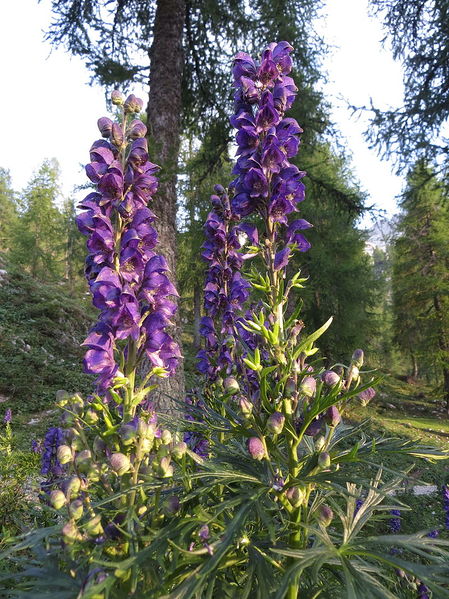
[146,0,186,411]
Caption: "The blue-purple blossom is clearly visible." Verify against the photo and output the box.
[41,427,65,477]
[76,94,180,393]
[3,408,12,423]
[389,509,401,534]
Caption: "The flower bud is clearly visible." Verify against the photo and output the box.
[110,453,131,476]
[351,349,364,368]
[128,119,147,139]
[171,441,187,459]
[247,437,266,461]
[163,495,180,515]
[50,489,66,510]
[97,117,113,138]
[284,378,296,397]
[300,376,316,397]
[317,504,333,527]
[124,94,143,113]
[111,90,124,105]
[326,406,341,427]
[161,429,172,445]
[62,520,82,543]
[69,499,84,520]
[85,515,103,536]
[318,452,331,469]
[70,393,84,413]
[213,184,225,194]
[223,376,240,395]
[120,424,137,446]
[239,397,253,416]
[56,389,70,405]
[57,444,73,464]
[87,464,101,482]
[285,486,304,508]
[111,122,124,147]
[64,475,81,497]
[93,436,107,456]
[359,387,376,407]
[84,408,99,425]
[75,449,92,473]
[349,365,359,380]
[158,456,173,478]
[315,435,326,451]
[141,437,153,453]
[266,412,285,435]
[321,370,340,387]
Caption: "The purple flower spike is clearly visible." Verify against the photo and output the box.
[3,408,12,424]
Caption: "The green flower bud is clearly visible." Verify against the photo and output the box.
[239,397,253,416]
[120,424,137,446]
[158,456,173,478]
[318,452,331,469]
[75,449,92,473]
[171,441,187,459]
[93,436,107,456]
[351,349,364,368]
[57,444,73,464]
[285,486,304,508]
[161,429,172,445]
[56,389,70,406]
[84,408,99,425]
[223,376,240,395]
[85,515,103,536]
[50,489,66,510]
[317,504,333,527]
[284,378,296,397]
[70,393,84,413]
[315,435,326,451]
[62,520,82,543]
[68,499,84,521]
[300,376,316,397]
[141,437,153,453]
[111,90,124,105]
[110,453,131,476]
[65,476,81,497]
[87,464,101,482]
[266,411,285,435]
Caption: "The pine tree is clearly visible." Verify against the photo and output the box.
[10,160,65,281]
[0,168,18,256]
[367,0,449,173]
[392,160,449,408]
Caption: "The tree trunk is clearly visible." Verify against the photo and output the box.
[146,0,186,411]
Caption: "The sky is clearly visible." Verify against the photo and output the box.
[0,0,405,226]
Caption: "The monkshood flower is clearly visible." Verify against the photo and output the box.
[76,92,180,394]
[41,426,64,477]
[389,509,401,534]
[3,408,12,423]
[197,185,252,380]
[417,583,430,599]
[230,42,311,263]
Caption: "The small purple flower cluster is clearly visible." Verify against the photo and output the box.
[197,186,252,380]
[76,92,180,393]
[389,509,401,534]
[417,583,430,599]
[230,41,312,264]
[3,408,12,423]
[41,426,64,477]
